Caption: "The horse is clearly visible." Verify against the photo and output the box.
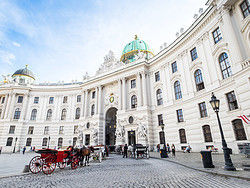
[77,146,91,166]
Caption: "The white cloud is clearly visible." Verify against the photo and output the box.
[0,50,15,66]
[12,42,21,47]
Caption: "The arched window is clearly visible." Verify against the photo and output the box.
[194,69,205,91]
[58,137,63,147]
[61,109,67,120]
[219,53,232,79]
[232,119,247,140]
[156,89,163,105]
[6,137,13,146]
[77,95,81,102]
[73,137,77,146]
[131,95,137,109]
[179,129,187,143]
[91,104,95,116]
[202,125,213,142]
[46,109,52,121]
[75,108,80,119]
[42,138,48,146]
[14,108,21,119]
[174,81,182,100]
[26,138,32,146]
[30,109,37,120]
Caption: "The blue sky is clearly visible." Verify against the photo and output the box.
[0,0,207,83]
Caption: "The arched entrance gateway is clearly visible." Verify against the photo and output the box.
[105,107,118,148]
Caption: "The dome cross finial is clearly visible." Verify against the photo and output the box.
[25,64,28,69]
[135,35,138,40]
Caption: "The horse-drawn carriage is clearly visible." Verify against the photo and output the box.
[89,145,105,162]
[133,144,149,159]
[29,147,90,175]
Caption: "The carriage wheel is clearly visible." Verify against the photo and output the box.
[71,157,79,170]
[29,156,43,174]
[58,159,66,169]
[146,150,149,159]
[42,162,56,174]
[135,151,138,159]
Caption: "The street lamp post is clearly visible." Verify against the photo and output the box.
[48,136,51,149]
[13,137,18,153]
[210,92,236,171]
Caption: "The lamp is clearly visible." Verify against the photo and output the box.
[160,124,165,131]
[209,92,236,171]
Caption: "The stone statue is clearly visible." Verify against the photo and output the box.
[115,122,125,138]
[83,72,89,80]
[137,123,147,138]
[91,129,98,143]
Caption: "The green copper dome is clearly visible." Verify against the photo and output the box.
[121,35,153,63]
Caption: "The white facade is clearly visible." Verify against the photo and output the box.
[0,0,249,153]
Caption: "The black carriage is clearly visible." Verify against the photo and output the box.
[133,144,149,159]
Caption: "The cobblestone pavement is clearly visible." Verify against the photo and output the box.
[0,155,249,188]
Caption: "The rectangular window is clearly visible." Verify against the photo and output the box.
[34,97,39,104]
[2,97,5,104]
[155,71,160,82]
[212,27,222,44]
[199,102,208,118]
[28,126,34,134]
[17,96,23,103]
[131,79,136,88]
[240,0,250,18]
[226,91,238,111]
[77,95,81,102]
[49,97,54,104]
[44,126,49,135]
[176,109,184,122]
[9,126,15,134]
[190,47,198,61]
[171,61,177,73]
[59,126,64,134]
[85,134,90,145]
[63,96,68,103]
[74,125,78,134]
[92,91,96,99]
[158,114,163,126]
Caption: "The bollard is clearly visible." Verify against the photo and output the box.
[23,165,29,173]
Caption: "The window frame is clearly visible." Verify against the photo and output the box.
[58,137,63,147]
[156,89,163,106]
[212,27,222,44]
[91,104,95,116]
[202,125,213,142]
[75,107,81,119]
[190,47,198,61]
[240,0,250,18]
[14,108,21,120]
[26,138,32,146]
[17,96,23,103]
[158,114,163,126]
[9,125,15,134]
[179,129,187,143]
[34,97,39,104]
[131,95,137,109]
[174,81,182,100]
[219,53,232,79]
[194,69,205,91]
[155,71,160,82]
[61,109,67,120]
[131,79,136,89]
[59,126,64,134]
[176,109,184,122]
[77,95,81,102]
[6,137,13,146]
[63,96,68,103]
[42,138,48,146]
[30,109,37,121]
[49,97,54,104]
[44,126,49,135]
[199,102,208,118]
[28,126,34,134]
[171,61,177,73]
[226,91,238,111]
[232,119,247,141]
[46,109,52,121]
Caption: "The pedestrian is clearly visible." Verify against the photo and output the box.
[0,146,2,154]
[123,144,128,158]
[171,144,175,157]
[33,146,35,151]
[157,144,160,152]
[23,146,26,154]
[166,143,170,154]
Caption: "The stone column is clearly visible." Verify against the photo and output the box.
[4,93,12,119]
[1,94,8,119]
[165,65,173,104]
[20,94,29,121]
[137,73,142,107]
[95,87,98,114]
[84,90,89,118]
[161,66,168,106]
[7,93,16,119]
[81,91,85,118]
[122,78,126,111]
[149,72,156,107]
[98,86,102,114]
[118,79,122,110]
[141,72,148,106]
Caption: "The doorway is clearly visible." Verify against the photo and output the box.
[105,107,118,146]
[128,131,136,145]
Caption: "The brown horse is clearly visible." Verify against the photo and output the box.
[78,146,91,166]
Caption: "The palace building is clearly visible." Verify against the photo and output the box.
[0,0,249,153]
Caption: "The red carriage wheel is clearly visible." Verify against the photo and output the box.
[42,162,56,174]
[58,159,66,169]
[71,157,79,170]
[29,156,43,174]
